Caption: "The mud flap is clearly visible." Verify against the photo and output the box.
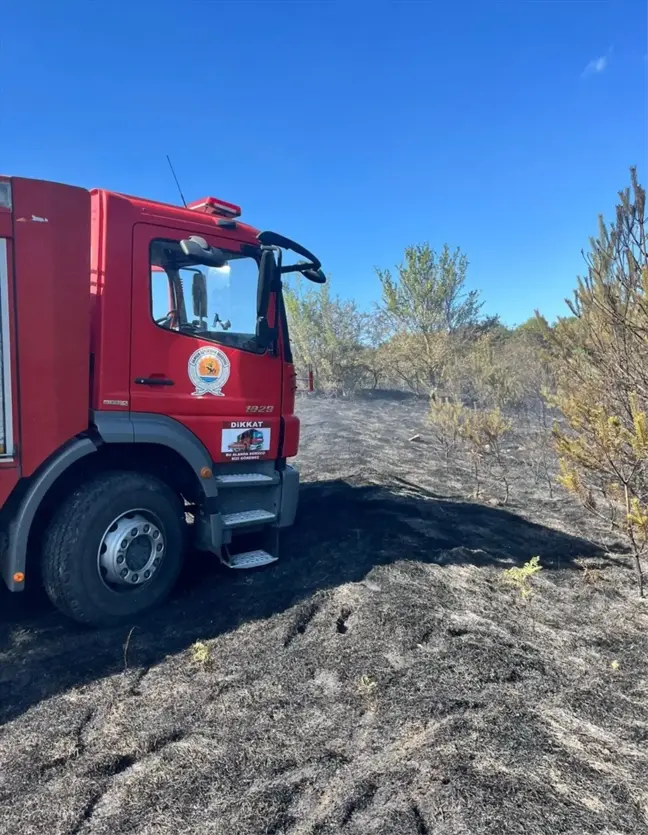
[278,465,299,528]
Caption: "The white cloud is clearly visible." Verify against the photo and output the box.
[582,55,608,78]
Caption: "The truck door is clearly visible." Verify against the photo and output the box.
[129,223,282,464]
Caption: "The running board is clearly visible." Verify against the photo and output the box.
[220,549,278,570]
[222,509,277,528]
[215,473,278,487]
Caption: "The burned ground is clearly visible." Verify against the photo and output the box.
[1,395,647,835]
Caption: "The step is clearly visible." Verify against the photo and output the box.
[221,549,278,570]
[222,509,277,528]
[215,472,277,487]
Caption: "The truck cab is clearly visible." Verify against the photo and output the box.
[0,176,325,626]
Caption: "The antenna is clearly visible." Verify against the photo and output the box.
[166,155,187,207]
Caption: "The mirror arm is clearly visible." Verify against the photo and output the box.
[257,231,320,269]
[279,263,327,284]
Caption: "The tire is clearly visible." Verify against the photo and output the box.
[41,471,186,627]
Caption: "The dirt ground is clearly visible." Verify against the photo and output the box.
[1,394,647,835]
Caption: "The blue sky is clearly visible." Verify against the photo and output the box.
[1,0,646,325]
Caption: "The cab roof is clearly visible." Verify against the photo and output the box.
[92,188,262,247]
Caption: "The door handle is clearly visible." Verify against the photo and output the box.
[134,377,175,386]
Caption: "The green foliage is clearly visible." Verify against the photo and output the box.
[376,243,485,389]
[382,330,452,395]
[190,641,211,665]
[283,278,372,394]
[549,167,648,596]
[515,314,552,346]
[377,243,481,334]
[502,556,543,599]
[357,674,378,696]
[429,397,512,502]
[459,406,512,502]
[461,406,512,451]
[441,324,554,413]
[428,397,464,465]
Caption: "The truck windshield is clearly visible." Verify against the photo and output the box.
[150,239,261,350]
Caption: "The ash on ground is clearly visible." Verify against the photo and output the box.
[1,395,647,835]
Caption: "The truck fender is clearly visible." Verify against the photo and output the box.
[92,411,219,499]
[2,437,98,591]
[2,415,219,593]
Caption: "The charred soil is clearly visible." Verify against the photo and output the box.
[1,395,647,835]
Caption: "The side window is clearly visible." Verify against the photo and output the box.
[151,267,172,323]
[150,239,261,350]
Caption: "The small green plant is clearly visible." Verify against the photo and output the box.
[502,556,543,599]
[429,397,464,467]
[357,674,378,696]
[190,641,211,665]
[459,407,512,502]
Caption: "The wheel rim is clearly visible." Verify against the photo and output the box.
[97,509,166,591]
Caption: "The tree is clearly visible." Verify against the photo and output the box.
[515,314,552,347]
[360,310,392,390]
[550,168,648,595]
[376,243,485,389]
[379,331,451,395]
[283,278,370,394]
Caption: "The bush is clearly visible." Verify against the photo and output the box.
[459,406,513,503]
[284,279,373,394]
[429,398,513,503]
[549,168,648,596]
[429,397,463,466]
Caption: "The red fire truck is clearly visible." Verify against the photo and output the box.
[228,429,265,453]
[0,177,325,626]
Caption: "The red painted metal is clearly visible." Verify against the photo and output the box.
[11,178,91,476]
[186,196,241,218]
[282,415,300,459]
[128,222,283,462]
[90,190,133,411]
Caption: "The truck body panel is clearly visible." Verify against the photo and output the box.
[11,178,91,476]
[90,190,134,411]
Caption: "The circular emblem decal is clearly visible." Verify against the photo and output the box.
[188,346,230,397]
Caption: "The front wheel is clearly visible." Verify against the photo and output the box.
[42,471,186,627]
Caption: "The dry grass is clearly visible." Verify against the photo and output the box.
[1,394,647,834]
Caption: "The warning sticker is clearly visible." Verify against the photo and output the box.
[221,421,271,460]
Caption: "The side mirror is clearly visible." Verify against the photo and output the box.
[192,272,208,319]
[302,267,327,284]
[257,249,278,348]
[180,235,227,268]
[257,231,326,284]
